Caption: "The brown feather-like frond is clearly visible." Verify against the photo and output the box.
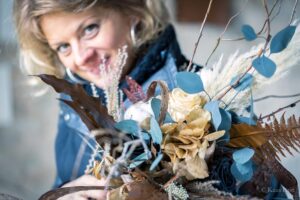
[228,114,300,160]
[259,114,300,160]
[38,74,116,130]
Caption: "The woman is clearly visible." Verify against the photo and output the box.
[13,0,196,199]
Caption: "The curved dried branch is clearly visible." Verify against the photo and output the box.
[187,0,214,71]
[290,0,299,25]
[145,81,169,125]
[205,0,248,66]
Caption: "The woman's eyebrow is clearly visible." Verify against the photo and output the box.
[76,15,99,34]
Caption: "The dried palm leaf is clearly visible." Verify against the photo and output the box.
[38,74,116,130]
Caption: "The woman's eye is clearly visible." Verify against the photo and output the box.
[83,24,99,38]
[56,43,70,54]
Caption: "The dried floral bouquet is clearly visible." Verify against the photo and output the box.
[38,0,300,200]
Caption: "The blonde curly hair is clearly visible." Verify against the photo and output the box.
[13,0,169,77]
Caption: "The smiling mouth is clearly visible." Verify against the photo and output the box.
[87,55,111,76]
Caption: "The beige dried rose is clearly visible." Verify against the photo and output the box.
[168,88,206,122]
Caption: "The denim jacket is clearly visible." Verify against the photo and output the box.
[53,25,197,187]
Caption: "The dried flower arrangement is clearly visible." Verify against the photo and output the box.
[39,0,300,199]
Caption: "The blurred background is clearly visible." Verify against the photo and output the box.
[0,0,299,199]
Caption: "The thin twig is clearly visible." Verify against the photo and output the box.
[217,1,270,101]
[290,0,299,24]
[221,0,280,41]
[270,0,282,23]
[257,0,281,35]
[259,99,300,121]
[205,0,248,66]
[254,93,300,102]
[187,0,214,71]
[263,0,271,51]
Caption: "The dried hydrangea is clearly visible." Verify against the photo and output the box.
[161,107,225,180]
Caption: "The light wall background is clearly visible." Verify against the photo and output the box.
[0,0,299,199]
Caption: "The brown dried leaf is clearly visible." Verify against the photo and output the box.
[125,180,168,200]
[38,74,115,130]
[228,123,268,148]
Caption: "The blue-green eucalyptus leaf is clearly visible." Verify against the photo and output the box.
[252,55,276,78]
[150,116,163,145]
[230,73,253,92]
[129,152,149,169]
[233,147,255,164]
[241,24,257,41]
[231,161,253,182]
[115,120,139,137]
[151,98,174,123]
[270,25,296,53]
[176,72,204,94]
[204,101,222,130]
[150,153,163,171]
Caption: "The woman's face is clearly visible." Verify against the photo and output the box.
[40,8,133,88]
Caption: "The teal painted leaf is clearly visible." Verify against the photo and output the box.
[231,161,253,182]
[150,117,163,145]
[141,131,151,141]
[151,98,174,123]
[270,26,296,53]
[151,98,161,120]
[129,152,149,169]
[252,55,276,78]
[241,24,257,41]
[230,73,253,92]
[115,120,139,137]
[204,101,222,130]
[233,147,254,164]
[219,109,232,131]
[150,153,163,171]
[217,109,232,144]
[176,72,204,94]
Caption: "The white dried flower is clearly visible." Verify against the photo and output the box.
[123,100,154,123]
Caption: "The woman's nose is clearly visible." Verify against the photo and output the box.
[74,44,96,67]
